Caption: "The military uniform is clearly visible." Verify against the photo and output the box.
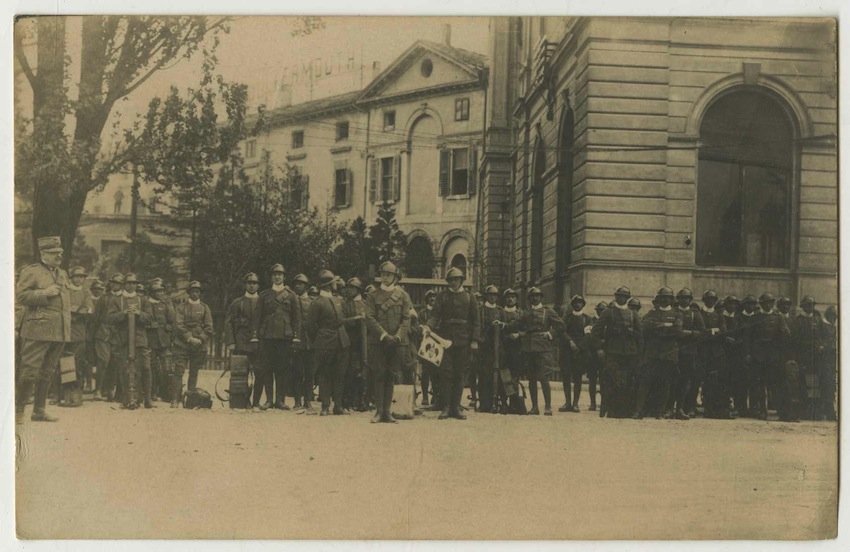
[500,293,524,412]
[700,293,730,419]
[721,297,748,416]
[365,262,414,422]
[146,286,175,402]
[15,237,71,422]
[634,291,683,418]
[416,296,440,407]
[305,271,351,415]
[65,267,94,399]
[430,273,480,419]
[292,277,315,409]
[173,284,214,398]
[559,296,594,412]
[820,307,837,421]
[792,298,825,421]
[477,291,504,413]
[106,282,153,408]
[750,295,791,420]
[341,279,367,410]
[591,289,643,419]
[224,279,261,402]
[255,266,301,409]
[85,281,105,393]
[93,277,126,401]
[672,291,705,417]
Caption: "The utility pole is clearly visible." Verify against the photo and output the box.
[129,164,140,269]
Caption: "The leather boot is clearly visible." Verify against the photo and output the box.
[16,380,34,424]
[372,376,384,422]
[451,377,466,420]
[170,374,182,408]
[382,379,397,423]
[438,372,452,419]
[143,368,154,408]
[31,380,58,422]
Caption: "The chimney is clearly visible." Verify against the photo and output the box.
[442,24,452,46]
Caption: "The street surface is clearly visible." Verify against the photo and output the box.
[16,372,837,540]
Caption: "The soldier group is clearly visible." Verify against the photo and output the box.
[15,235,838,425]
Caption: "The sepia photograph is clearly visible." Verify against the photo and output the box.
[5,1,844,546]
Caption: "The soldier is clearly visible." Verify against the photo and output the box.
[66,266,94,399]
[364,262,413,423]
[777,296,793,319]
[737,295,760,417]
[308,286,320,300]
[116,273,154,408]
[425,267,480,420]
[593,301,608,416]
[172,281,214,404]
[500,289,523,412]
[146,280,175,403]
[670,288,704,419]
[477,284,503,413]
[628,297,642,313]
[560,294,594,413]
[225,272,261,403]
[92,273,125,401]
[722,296,745,416]
[255,264,302,410]
[291,273,313,412]
[591,286,642,419]
[820,305,837,421]
[749,292,791,420]
[700,290,731,419]
[305,270,351,416]
[793,296,825,421]
[15,236,71,423]
[633,287,682,419]
[505,287,564,416]
[85,279,105,394]
[341,277,368,411]
[417,289,439,408]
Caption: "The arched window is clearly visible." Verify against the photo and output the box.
[530,137,545,283]
[405,235,435,278]
[555,107,574,305]
[444,234,470,278]
[697,90,794,268]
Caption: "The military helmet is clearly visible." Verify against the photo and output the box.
[187,280,202,291]
[484,284,499,295]
[270,263,285,274]
[503,288,517,298]
[527,286,542,296]
[656,287,674,299]
[724,295,740,305]
[800,295,816,306]
[244,272,260,283]
[136,283,146,293]
[150,281,165,292]
[676,288,693,299]
[628,297,642,309]
[379,261,399,276]
[149,277,164,286]
[364,284,376,295]
[109,273,125,285]
[425,289,437,299]
[777,296,792,306]
[570,294,586,306]
[614,286,631,298]
[293,273,309,285]
[595,301,607,312]
[91,279,105,291]
[758,292,775,303]
[445,266,464,281]
[702,289,718,302]
[124,273,139,284]
[742,295,757,305]
[317,269,336,288]
[347,277,363,291]
[69,266,87,278]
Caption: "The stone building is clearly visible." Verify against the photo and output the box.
[494,16,837,308]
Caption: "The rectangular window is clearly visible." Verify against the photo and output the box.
[454,98,470,121]
[451,148,469,195]
[335,121,349,141]
[383,110,396,130]
[439,147,477,197]
[380,157,394,201]
[245,139,256,159]
[334,165,351,208]
[289,174,309,210]
[291,130,304,149]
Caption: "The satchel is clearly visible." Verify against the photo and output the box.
[183,387,213,409]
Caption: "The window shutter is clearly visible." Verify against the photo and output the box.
[369,158,378,203]
[346,168,353,208]
[439,149,450,197]
[393,154,401,202]
[468,146,478,196]
[301,175,310,210]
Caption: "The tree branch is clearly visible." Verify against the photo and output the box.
[14,28,37,89]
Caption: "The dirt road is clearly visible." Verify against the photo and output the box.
[15,373,837,540]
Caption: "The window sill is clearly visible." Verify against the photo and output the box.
[286,152,307,161]
[384,126,395,131]
[444,194,471,200]
[692,265,792,275]
[330,145,352,154]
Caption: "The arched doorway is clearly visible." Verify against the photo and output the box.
[696,89,794,268]
[405,235,435,278]
[443,235,469,278]
[555,107,574,306]
[530,137,545,284]
[408,115,440,215]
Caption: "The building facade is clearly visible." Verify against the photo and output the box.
[500,16,837,308]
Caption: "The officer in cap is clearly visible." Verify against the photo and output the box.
[671,288,705,419]
[417,289,440,407]
[364,261,414,422]
[749,292,791,420]
[291,273,312,411]
[341,277,368,411]
[700,290,731,419]
[305,270,351,416]
[633,287,682,419]
[255,263,302,410]
[560,294,595,412]
[794,295,824,420]
[475,285,504,413]
[423,266,479,420]
[15,236,70,423]
[67,266,94,396]
[173,281,213,404]
[224,273,261,408]
[146,279,175,403]
[591,286,642,418]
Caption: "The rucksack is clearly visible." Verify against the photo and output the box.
[183,387,213,409]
